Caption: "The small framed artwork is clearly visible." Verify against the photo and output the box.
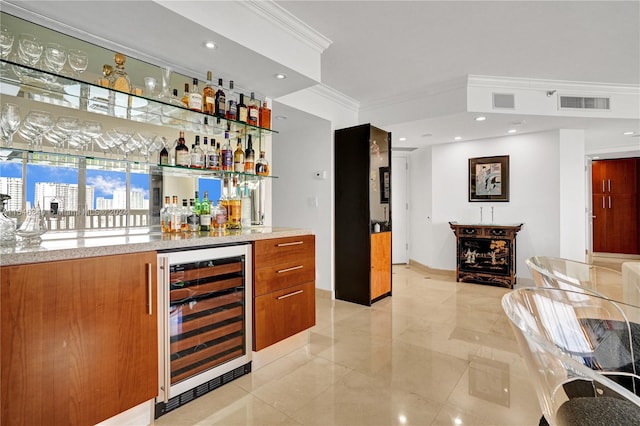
[469,155,509,202]
[379,166,390,204]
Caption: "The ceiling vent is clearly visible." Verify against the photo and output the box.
[493,93,515,109]
[392,147,418,152]
[559,96,610,110]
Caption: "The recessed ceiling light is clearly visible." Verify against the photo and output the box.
[275,73,287,80]
[275,115,287,120]
[399,137,407,141]
[623,131,635,135]
[454,136,462,141]
[507,129,517,134]
[421,133,432,138]
[475,116,487,121]
[203,41,216,49]
[592,156,600,159]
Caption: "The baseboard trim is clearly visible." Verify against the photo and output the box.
[407,259,456,279]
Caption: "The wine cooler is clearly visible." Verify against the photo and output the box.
[155,244,252,417]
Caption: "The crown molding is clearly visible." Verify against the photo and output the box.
[306,84,360,113]
[240,1,332,53]
[468,75,640,95]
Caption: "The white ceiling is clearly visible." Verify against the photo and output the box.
[3,0,640,155]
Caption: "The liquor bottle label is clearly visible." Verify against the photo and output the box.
[222,151,233,168]
[207,153,219,169]
[176,151,190,167]
[200,214,212,227]
[189,94,202,111]
[205,96,215,105]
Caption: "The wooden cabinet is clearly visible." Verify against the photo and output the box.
[1,252,158,426]
[334,124,393,306]
[252,235,316,351]
[449,222,523,289]
[592,158,639,254]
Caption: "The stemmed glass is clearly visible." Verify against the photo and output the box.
[17,110,53,149]
[109,127,134,160]
[17,33,43,67]
[0,103,21,147]
[0,27,14,76]
[81,120,103,153]
[67,49,88,77]
[43,43,66,73]
[49,116,81,152]
[135,131,159,162]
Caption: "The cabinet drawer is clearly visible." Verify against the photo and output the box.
[253,235,315,268]
[253,281,316,351]
[254,253,315,296]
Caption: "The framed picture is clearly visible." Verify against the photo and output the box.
[469,155,509,202]
[379,166,390,204]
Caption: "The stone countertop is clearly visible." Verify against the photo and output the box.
[0,227,313,266]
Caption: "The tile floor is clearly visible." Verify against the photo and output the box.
[154,265,541,426]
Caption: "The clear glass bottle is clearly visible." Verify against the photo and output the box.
[256,151,269,176]
[215,78,226,118]
[227,177,242,229]
[248,92,259,126]
[226,80,237,121]
[180,199,190,233]
[241,184,251,229]
[202,71,216,115]
[187,198,199,232]
[214,200,227,230]
[206,138,220,170]
[190,135,205,169]
[181,83,190,108]
[108,53,132,93]
[170,195,181,233]
[160,195,171,233]
[0,194,16,246]
[221,128,233,171]
[188,78,202,112]
[244,135,255,174]
[233,138,245,172]
[175,131,190,167]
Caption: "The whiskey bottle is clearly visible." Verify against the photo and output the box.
[188,78,203,112]
[187,198,199,232]
[256,151,269,176]
[248,92,259,126]
[221,128,233,171]
[259,101,271,129]
[190,135,205,168]
[234,138,245,172]
[244,135,255,174]
[226,80,237,121]
[181,83,190,108]
[202,71,216,115]
[214,200,227,230]
[200,191,211,232]
[175,131,190,167]
[206,138,220,170]
[159,144,169,165]
[215,78,226,118]
[227,178,242,229]
[237,93,248,123]
[160,195,171,233]
[170,195,181,233]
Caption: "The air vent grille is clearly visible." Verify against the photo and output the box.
[560,96,610,110]
[493,93,515,109]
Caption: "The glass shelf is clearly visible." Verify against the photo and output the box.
[0,147,277,180]
[0,59,276,139]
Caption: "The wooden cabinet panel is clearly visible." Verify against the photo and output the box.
[1,252,158,426]
[371,232,391,300]
[607,194,638,254]
[254,254,315,296]
[592,195,607,253]
[254,281,316,351]
[254,235,316,268]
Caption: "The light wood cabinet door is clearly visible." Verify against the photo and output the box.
[371,232,392,300]
[1,252,158,426]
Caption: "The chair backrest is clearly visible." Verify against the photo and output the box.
[502,287,640,425]
[526,256,623,303]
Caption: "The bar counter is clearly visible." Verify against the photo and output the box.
[0,227,313,266]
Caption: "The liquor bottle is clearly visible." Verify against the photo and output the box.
[181,83,190,108]
[234,138,245,172]
[170,195,181,233]
[190,135,205,168]
[259,100,271,129]
[226,80,237,121]
[180,199,190,232]
[175,131,190,167]
[187,198,199,232]
[194,190,201,225]
[200,191,211,232]
[202,71,215,115]
[247,92,259,126]
[160,195,171,233]
[237,93,248,123]
[241,184,251,228]
[256,151,269,176]
[106,53,132,93]
[188,78,202,112]
[227,178,242,229]
[159,143,169,165]
[244,135,255,174]
[221,128,233,171]
[215,78,226,117]
[214,200,227,230]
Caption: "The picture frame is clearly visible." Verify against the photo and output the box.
[379,166,390,204]
[469,155,509,202]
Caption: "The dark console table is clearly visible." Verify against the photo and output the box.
[449,222,524,289]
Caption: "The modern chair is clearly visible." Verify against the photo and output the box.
[502,287,640,426]
[526,256,624,304]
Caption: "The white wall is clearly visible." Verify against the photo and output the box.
[559,129,587,261]
[411,130,580,281]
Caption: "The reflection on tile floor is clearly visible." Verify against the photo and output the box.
[154,265,541,426]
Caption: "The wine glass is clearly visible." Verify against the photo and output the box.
[43,43,67,73]
[17,33,43,67]
[0,26,14,61]
[81,120,103,153]
[109,127,134,159]
[0,103,21,147]
[94,133,115,155]
[134,131,157,162]
[52,115,81,152]
[17,110,53,148]
[67,49,88,77]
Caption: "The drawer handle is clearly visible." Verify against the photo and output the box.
[277,289,304,300]
[276,241,303,247]
[276,265,304,274]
